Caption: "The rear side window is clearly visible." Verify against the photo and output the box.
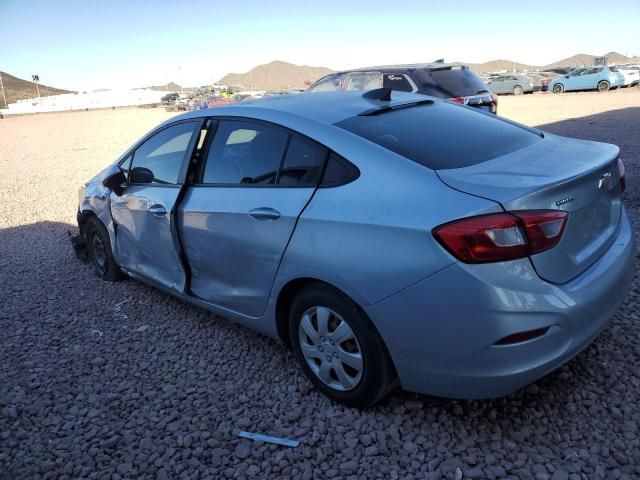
[131,122,198,184]
[320,153,358,186]
[336,102,540,170]
[279,137,327,185]
[382,73,414,92]
[422,67,488,97]
[203,120,288,184]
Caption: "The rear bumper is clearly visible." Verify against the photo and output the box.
[365,209,635,399]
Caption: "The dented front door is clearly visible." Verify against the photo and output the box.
[110,121,201,292]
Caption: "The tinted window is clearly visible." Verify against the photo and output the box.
[131,122,197,184]
[609,66,619,72]
[321,153,357,186]
[382,73,413,92]
[202,121,288,184]
[278,136,327,185]
[422,67,488,97]
[335,102,540,170]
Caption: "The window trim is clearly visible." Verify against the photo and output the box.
[195,116,330,189]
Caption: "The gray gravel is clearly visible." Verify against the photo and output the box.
[1,104,640,479]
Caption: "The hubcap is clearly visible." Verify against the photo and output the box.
[91,231,107,273]
[298,306,363,391]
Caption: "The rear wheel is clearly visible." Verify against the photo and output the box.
[552,83,564,94]
[513,85,524,95]
[84,217,126,281]
[597,80,610,92]
[289,285,396,408]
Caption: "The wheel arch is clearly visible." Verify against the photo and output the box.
[274,277,376,349]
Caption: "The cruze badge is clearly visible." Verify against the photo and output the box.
[598,172,612,189]
[555,196,574,207]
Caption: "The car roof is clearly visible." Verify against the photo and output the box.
[328,62,467,74]
[169,90,431,125]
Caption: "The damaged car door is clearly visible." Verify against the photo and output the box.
[178,119,327,317]
[110,120,201,292]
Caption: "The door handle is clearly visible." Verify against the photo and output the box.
[249,207,281,221]
[148,204,167,216]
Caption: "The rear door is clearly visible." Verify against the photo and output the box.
[111,120,202,291]
[178,119,328,317]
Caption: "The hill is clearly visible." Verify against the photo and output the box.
[219,61,333,90]
[544,52,630,69]
[0,71,71,107]
[465,59,534,73]
[148,82,198,93]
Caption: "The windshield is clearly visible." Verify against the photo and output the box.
[336,102,540,170]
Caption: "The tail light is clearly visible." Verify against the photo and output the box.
[433,210,568,263]
[449,97,465,104]
[618,158,626,193]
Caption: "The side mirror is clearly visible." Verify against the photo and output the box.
[130,167,154,184]
[565,75,570,79]
[102,170,127,196]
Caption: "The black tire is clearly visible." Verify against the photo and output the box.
[597,80,610,92]
[552,83,564,94]
[289,284,397,408]
[84,216,126,281]
[513,85,523,95]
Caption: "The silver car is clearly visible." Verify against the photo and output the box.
[486,74,542,95]
[73,90,634,407]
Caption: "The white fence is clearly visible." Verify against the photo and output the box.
[0,88,170,115]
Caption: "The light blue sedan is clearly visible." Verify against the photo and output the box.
[549,66,624,93]
[72,90,634,407]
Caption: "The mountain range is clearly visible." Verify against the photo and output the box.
[2,52,638,104]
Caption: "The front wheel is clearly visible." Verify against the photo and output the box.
[84,217,126,281]
[289,285,396,408]
[513,85,524,95]
[552,83,564,94]
[597,80,610,92]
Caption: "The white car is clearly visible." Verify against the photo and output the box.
[618,67,640,87]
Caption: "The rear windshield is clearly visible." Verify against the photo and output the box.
[335,102,540,170]
[422,67,489,97]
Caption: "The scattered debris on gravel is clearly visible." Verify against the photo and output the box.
[1,91,639,478]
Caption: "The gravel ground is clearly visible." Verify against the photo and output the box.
[1,90,640,480]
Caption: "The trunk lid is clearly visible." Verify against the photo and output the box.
[437,133,623,284]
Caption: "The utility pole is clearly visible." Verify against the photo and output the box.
[0,72,7,108]
[32,74,41,109]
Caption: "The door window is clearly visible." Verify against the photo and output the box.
[202,120,288,184]
[130,122,198,184]
[278,136,328,185]
[382,73,414,92]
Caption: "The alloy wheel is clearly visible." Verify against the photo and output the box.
[297,306,363,391]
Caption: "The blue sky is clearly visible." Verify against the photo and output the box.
[2,0,639,89]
